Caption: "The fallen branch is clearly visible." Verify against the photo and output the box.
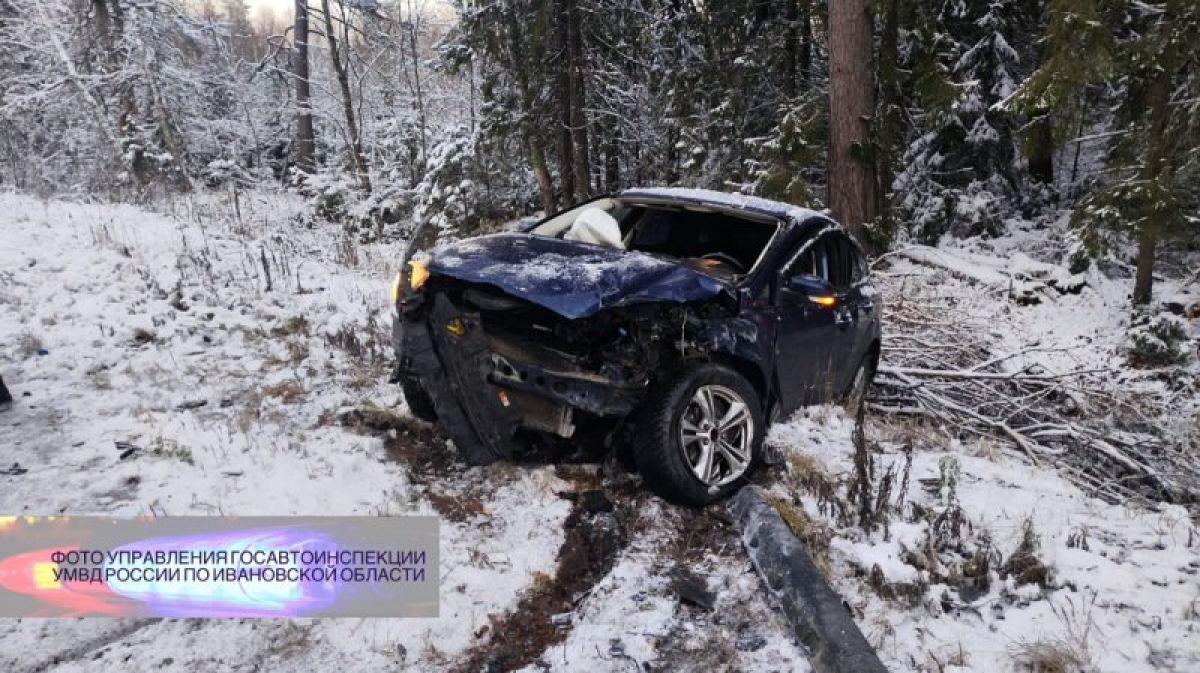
[871,267,1192,506]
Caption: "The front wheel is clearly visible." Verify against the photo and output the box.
[400,372,439,423]
[634,363,764,506]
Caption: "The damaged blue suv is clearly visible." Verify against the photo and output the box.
[392,188,881,505]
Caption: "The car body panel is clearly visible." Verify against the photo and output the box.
[427,233,728,320]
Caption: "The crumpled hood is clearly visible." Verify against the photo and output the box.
[427,233,726,319]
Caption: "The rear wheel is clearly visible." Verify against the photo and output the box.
[634,363,763,506]
[841,352,876,416]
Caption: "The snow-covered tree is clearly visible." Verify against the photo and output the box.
[895,0,1034,243]
[1015,0,1200,304]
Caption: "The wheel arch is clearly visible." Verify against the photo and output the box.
[695,352,771,413]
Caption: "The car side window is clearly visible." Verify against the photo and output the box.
[782,229,863,291]
[827,235,852,289]
[785,234,828,281]
[847,239,867,284]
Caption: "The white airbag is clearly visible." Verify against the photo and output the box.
[563,208,623,249]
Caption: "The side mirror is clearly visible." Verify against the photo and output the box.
[785,273,837,307]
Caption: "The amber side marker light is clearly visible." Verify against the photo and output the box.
[809,295,837,307]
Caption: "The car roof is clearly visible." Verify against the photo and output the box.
[616,187,826,225]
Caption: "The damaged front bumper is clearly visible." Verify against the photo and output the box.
[401,292,643,463]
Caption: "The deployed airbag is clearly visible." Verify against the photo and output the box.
[564,208,623,249]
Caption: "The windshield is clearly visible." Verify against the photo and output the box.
[530,200,779,281]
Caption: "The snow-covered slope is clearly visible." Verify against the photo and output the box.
[766,408,1198,673]
[0,192,806,673]
[0,191,1194,672]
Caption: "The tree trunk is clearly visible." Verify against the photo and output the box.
[503,9,556,213]
[1133,234,1155,305]
[321,0,371,192]
[1026,114,1054,185]
[92,0,142,178]
[567,0,590,199]
[143,48,192,191]
[604,134,619,192]
[529,139,556,215]
[293,0,314,174]
[827,0,878,247]
[555,0,574,201]
[1026,1,1053,186]
[784,0,798,98]
[874,0,900,241]
[799,0,812,90]
[1131,0,1181,305]
[405,0,428,175]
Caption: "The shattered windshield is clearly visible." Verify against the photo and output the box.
[530,200,779,281]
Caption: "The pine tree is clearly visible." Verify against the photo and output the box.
[1015,0,1200,305]
[895,0,1031,243]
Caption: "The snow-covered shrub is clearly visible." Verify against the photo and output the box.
[305,169,359,224]
[1127,309,1193,366]
[202,159,253,189]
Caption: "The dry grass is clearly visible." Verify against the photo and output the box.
[269,315,310,338]
[261,380,305,403]
[17,330,43,357]
[780,451,849,524]
[236,394,261,432]
[1010,639,1087,673]
[1003,519,1053,588]
[131,327,157,345]
[769,493,834,579]
[925,643,970,672]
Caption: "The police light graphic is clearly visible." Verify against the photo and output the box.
[0,516,439,618]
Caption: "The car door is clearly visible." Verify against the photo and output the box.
[773,230,843,412]
[822,233,870,396]
[838,237,877,372]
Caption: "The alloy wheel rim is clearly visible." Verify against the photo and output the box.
[679,384,754,487]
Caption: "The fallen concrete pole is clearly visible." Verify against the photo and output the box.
[729,486,889,673]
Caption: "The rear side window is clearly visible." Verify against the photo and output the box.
[848,240,867,284]
[825,235,853,289]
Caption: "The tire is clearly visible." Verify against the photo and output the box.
[841,352,876,416]
[634,363,764,506]
[400,372,439,423]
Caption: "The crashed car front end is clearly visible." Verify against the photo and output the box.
[394,232,765,465]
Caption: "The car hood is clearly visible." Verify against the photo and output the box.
[426,233,727,319]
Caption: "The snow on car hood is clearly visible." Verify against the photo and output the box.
[427,233,726,319]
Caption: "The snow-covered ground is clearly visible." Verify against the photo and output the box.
[0,191,1195,672]
[766,408,1198,673]
[0,191,806,672]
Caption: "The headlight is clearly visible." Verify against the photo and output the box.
[391,260,430,304]
[408,260,430,291]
